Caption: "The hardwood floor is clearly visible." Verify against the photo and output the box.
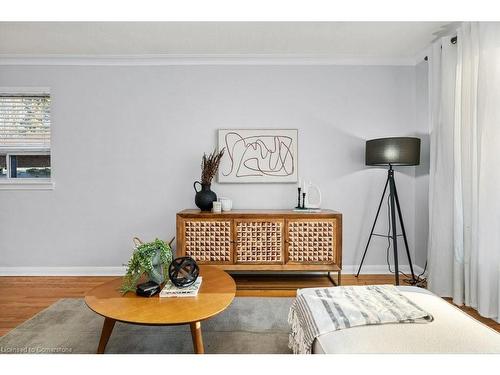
[233,273,391,297]
[0,274,499,337]
[0,276,114,337]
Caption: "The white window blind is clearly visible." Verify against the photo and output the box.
[0,94,51,149]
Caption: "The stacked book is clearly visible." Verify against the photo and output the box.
[159,277,202,298]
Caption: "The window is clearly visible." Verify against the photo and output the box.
[0,92,52,188]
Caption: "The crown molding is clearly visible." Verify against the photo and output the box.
[0,54,417,66]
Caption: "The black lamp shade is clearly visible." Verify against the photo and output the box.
[365,137,420,166]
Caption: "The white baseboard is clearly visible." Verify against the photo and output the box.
[0,264,425,276]
[0,266,127,276]
[342,264,425,276]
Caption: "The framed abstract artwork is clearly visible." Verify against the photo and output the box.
[218,129,298,183]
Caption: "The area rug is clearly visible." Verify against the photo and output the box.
[0,297,294,354]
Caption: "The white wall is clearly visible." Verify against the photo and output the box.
[0,63,427,273]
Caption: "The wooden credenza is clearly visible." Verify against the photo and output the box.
[176,209,342,284]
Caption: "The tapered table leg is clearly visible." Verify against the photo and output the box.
[190,321,204,354]
[97,317,116,354]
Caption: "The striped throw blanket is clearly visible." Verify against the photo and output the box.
[288,285,433,354]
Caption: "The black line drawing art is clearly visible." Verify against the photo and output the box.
[218,130,297,182]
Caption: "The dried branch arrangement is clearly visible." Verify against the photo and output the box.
[201,148,225,184]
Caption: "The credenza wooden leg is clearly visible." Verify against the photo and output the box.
[327,271,342,286]
[190,321,204,354]
[97,317,116,354]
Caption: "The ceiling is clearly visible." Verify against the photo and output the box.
[0,22,451,61]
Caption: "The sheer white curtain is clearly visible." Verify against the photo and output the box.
[428,22,500,321]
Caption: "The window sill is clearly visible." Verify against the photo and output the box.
[0,180,55,190]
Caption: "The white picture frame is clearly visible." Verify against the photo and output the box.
[218,129,298,183]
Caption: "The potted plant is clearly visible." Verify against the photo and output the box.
[120,238,173,294]
[193,148,225,211]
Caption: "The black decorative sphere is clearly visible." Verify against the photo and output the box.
[168,257,200,288]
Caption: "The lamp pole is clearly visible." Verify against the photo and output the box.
[388,165,400,285]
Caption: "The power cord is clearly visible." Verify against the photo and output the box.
[385,195,427,288]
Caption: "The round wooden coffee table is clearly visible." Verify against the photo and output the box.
[85,265,236,354]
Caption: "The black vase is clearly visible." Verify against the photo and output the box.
[194,181,217,211]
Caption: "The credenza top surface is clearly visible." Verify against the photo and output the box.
[177,209,341,218]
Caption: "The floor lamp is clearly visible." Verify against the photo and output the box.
[356,137,420,285]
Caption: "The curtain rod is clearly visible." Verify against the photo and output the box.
[424,35,458,61]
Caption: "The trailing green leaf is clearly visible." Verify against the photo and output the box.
[120,238,173,294]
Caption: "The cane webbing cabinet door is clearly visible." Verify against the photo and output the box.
[286,219,337,264]
[180,219,233,264]
[176,209,342,273]
[234,219,284,264]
